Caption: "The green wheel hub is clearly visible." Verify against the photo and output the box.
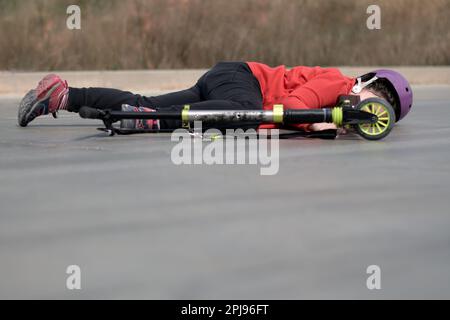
[357,102,392,136]
[354,98,395,141]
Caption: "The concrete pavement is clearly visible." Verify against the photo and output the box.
[0,85,450,299]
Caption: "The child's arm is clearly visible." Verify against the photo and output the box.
[279,67,354,131]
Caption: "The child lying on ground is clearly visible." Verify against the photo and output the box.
[18,61,413,132]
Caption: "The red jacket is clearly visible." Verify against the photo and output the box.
[247,62,355,130]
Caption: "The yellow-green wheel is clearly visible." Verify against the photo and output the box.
[354,98,395,141]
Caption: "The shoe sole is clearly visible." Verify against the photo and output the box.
[18,84,60,127]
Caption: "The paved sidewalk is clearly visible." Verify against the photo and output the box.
[1,67,449,97]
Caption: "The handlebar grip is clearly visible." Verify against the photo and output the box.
[283,109,331,124]
[79,107,104,119]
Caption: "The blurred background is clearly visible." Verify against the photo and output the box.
[0,0,449,71]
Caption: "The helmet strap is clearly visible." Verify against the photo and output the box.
[351,75,378,94]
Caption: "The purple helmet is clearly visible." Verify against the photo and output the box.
[353,69,413,122]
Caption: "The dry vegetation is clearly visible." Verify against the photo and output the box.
[0,0,449,70]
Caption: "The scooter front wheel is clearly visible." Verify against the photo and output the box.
[354,98,395,141]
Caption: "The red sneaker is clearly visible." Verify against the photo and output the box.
[18,74,69,127]
[120,104,160,130]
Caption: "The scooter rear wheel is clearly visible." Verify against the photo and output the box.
[354,98,395,141]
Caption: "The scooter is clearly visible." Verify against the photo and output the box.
[79,96,395,141]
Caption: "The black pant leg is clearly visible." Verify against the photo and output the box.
[67,86,202,112]
[67,62,264,131]
[156,62,264,130]
[200,62,263,109]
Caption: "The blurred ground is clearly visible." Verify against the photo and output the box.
[0,85,450,299]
